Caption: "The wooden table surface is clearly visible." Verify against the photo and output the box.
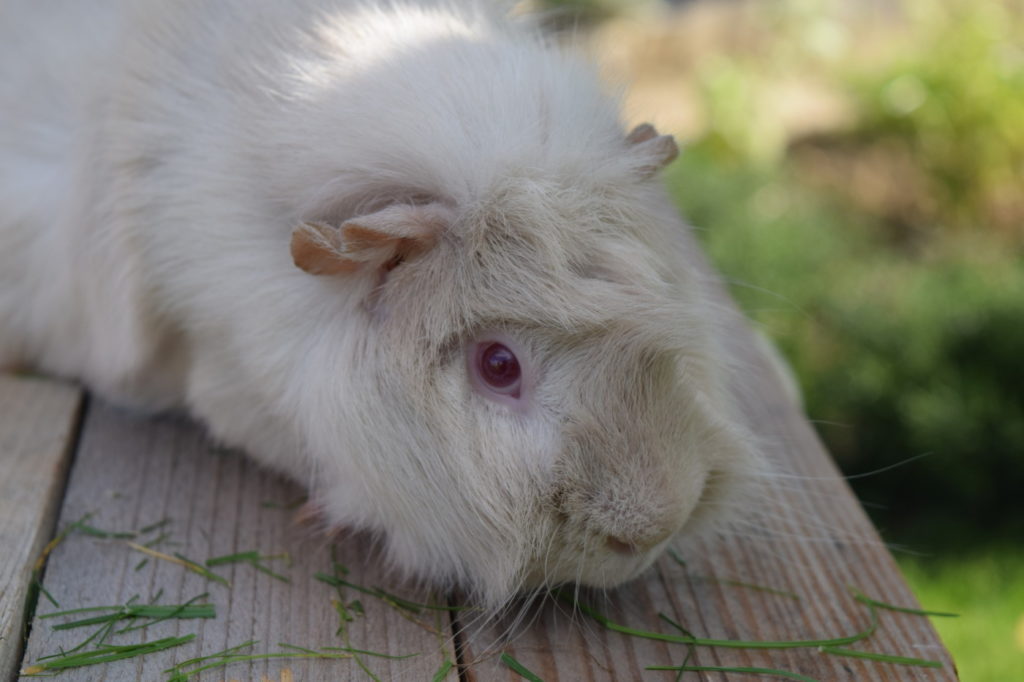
[1,266,959,681]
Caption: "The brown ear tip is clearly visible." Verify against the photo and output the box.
[658,134,680,164]
[291,221,358,275]
[627,122,659,144]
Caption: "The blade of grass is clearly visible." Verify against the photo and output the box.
[315,573,420,613]
[116,593,213,634]
[70,521,136,539]
[250,561,290,583]
[205,551,260,566]
[316,573,379,597]
[658,613,696,638]
[558,590,878,649]
[38,619,116,661]
[139,518,171,534]
[320,646,419,660]
[278,642,320,654]
[658,614,696,682]
[205,550,290,582]
[33,513,92,572]
[819,646,943,668]
[313,573,463,613]
[172,552,229,585]
[673,646,694,682]
[48,600,214,630]
[848,586,958,617]
[666,548,687,567]
[143,531,173,548]
[41,606,124,618]
[371,586,466,612]
[34,580,59,608]
[332,599,353,632]
[431,658,454,681]
[500,652,543,681]
[165,639,257,670]
[124,543,228,585]
[22,634,195,673]
[165,648,354,682]
[646,664,819,681]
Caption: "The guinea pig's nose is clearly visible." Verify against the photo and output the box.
[606,527,674,555]
[605,535,638,555]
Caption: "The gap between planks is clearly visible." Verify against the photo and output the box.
[0,375,83,682]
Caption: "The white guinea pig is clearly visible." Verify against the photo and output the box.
[0,0,759,607]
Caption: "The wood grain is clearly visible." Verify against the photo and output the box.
[0,375,83,682]
[457,256,959,680]
[20,402,456,681]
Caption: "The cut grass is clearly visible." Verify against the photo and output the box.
[206,550,291,583]
[559,590,879,649]
[162,640,415,682]
[125,543,229,586]
[558,583,954,678]
[432,658,454,681]
[848,585,959,618]
[22,634,196,674]
[40,594,214,631]
[819,646,942,668]
[500,652,544,681]
[646,664,819,681]
[29,593,214,666]
[314,573,463,614]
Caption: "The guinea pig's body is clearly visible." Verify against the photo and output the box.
[0,0,757,606]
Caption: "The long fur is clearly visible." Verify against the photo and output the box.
[0,0,760,609]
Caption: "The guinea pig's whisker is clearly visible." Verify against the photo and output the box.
[540,524,562,593]
[719,278,810,315]
[713,523,879,549]
[753,452,933,483]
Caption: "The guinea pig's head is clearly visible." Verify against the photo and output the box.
[286,125,758,609]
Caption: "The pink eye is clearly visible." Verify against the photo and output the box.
[479,343,520,391]
[466,333,528,403]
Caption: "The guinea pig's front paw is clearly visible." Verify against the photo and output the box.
[292,499,349,539]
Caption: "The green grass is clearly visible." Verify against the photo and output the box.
[898,548,1024,682]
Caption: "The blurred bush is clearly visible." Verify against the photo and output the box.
[796,0,1024,246]
[681,0,1024,546]
[670,149,1024,546]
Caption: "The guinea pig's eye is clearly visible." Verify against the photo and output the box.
[468,339,525,404]
[480,343,520,390]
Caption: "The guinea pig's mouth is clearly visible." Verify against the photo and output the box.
[520,533,670,591]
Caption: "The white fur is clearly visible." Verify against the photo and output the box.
[0,0,759,608]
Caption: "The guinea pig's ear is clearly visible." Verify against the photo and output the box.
[626,123,679,179]
[290,203,450,276]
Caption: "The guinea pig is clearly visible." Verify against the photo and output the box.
[0,0,759,608]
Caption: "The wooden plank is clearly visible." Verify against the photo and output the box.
[20,401,457,681]
[458,243,959,680]
[0,375,83,682]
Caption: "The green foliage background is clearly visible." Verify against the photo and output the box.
[666,0,1024,545]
